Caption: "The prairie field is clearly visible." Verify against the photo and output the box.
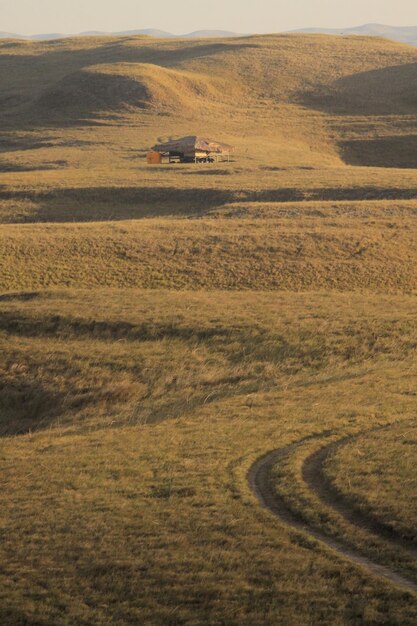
[0,32,417,625]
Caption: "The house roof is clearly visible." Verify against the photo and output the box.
[152,135,235,154]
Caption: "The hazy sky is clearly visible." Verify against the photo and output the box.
[1,0,417,35]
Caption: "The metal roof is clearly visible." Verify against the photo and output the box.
[152,135,235,154]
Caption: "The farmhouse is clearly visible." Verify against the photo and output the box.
[147,135,235,164]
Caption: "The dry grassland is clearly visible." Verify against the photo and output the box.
[1,32,417,625]
[3,201,417,291]
[1,290,417,625]
[325,422,417,542]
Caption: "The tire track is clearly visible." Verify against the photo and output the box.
[248,436,417,595]
[303,438,417,556]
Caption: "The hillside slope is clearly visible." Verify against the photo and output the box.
[2,34,417,626]
[1,34,417,167]
[1,33,417,289]
[292,24,417,47]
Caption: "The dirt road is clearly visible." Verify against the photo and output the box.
[248,434,417,595]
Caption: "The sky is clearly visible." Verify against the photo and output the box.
[1,0,417,35]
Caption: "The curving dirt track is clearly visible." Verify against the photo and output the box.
[248,433,417,595]
[303,438,417,556]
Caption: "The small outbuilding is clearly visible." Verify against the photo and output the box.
[148,135,235,164]
[146,151,163,165]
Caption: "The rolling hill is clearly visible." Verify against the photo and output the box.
[2,24,417,45]
[1,33,417,176]
[1,32,417,626]
[292,23,417,46]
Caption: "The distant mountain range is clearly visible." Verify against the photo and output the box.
[0,29,242,41]
[1,24,417,46]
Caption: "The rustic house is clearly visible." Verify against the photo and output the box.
[147,136,235,164]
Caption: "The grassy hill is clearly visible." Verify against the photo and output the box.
[2,289,417,624]
[1,34,417,292]
[3,200,417,292]
[1,34,417,148]
[292,24,417,47]
[1,33,417,625]
[4,25,417,45]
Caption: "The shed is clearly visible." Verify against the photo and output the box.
[150,135,235,163]
[146,151,162,164]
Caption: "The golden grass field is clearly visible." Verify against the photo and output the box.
[0,32,417,625]
[324,422,417,542]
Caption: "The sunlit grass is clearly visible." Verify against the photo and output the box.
[1,31,417,625]
[325,423,417,542]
